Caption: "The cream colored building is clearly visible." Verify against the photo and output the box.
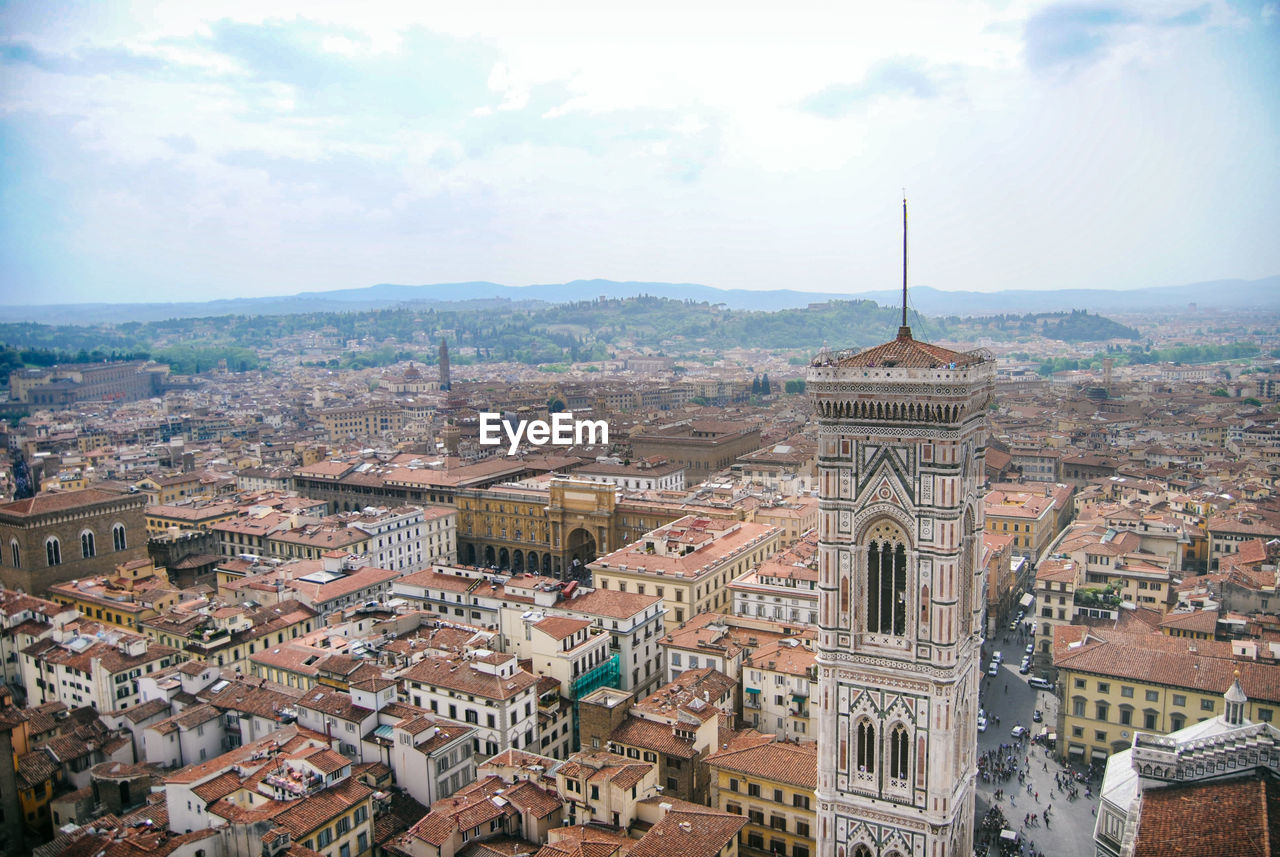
[742,637,817,741]
[591,516,782,626]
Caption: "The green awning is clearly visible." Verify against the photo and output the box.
[744,687,760,694]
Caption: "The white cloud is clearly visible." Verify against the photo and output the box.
[0,0,1275,302]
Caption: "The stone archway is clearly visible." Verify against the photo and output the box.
[484,545,496,567]
[527,551,539,574]
[464,543,477,566]
[566,527,596,580]
[498,548,510,570]
[543,554,552,575]
[513,550,524,573]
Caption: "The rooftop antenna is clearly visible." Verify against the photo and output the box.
[900,192,910,338]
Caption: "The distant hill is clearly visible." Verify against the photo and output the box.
[2,275,1276,325]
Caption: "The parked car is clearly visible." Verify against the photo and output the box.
[988,663,999,676]
[1028,677,1053,690]
[1033,709,1043,723]
[1011,725,1027,739]
[993,651,1004,663]
[1019,662,1032,675]
[977,715,988,733]
[1025,643,1034,654]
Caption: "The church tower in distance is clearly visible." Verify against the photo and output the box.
[807,315,995,857]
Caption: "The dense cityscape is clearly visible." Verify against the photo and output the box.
[0,293,1276,857]
[3,2,1278,856]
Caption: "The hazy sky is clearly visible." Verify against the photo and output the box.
[1,1,1277,305]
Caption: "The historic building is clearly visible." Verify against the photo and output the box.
[808,322,995,857]
[0,487,149,596]
[629,420,763,477]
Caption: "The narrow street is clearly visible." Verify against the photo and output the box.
[973,626,1102,857]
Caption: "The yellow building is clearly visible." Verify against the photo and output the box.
[984,482,1073,562]
[1052,625,1280,765]
[753,499,819,548]
[707,739,817,857]
[134,472,212,505]
[7,701,66,841]
[591,517,783,626]
[47,559,179,632]
[456,479,619,576]
[145,500,239,535]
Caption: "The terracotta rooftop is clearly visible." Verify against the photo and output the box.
[817,329,982,370]
[629,808,747,857]
[1131,772,1279,857]
[706,738,817,789]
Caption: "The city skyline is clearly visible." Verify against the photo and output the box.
[2,1,1277,305]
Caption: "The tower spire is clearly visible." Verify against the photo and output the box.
[900,193,910,339]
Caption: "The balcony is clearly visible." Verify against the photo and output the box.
[262,768,323,799]
[184,627,231,654]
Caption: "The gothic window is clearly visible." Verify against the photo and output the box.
[113,523,127,551]
[80,530,96,559]
[854,847,872,857]
[889,724,910,780]
[865,520,908,636]
[8,539,18,569]
[46,537,61,567]
[855,719,876,773]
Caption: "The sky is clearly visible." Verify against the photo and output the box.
[0,1,1277,305]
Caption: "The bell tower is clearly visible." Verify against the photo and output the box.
[807,203,996,857]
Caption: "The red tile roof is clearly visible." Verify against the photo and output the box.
[629,808,747,857]
[825,330,980,370]
[706,739,816,789]
[1132,773,1278,857]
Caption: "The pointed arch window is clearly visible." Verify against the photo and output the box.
[112,523,127,552]
[855,719,876,774]
[889,724,910,780]
[46,537,61,567]
[9,539,18,569]
[81,530,96,559]
[865,521,908,635]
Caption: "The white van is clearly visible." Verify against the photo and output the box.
[1028,676,1053,690]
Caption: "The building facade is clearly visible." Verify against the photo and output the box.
[808,326,995,857]
[0,488,149,596]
